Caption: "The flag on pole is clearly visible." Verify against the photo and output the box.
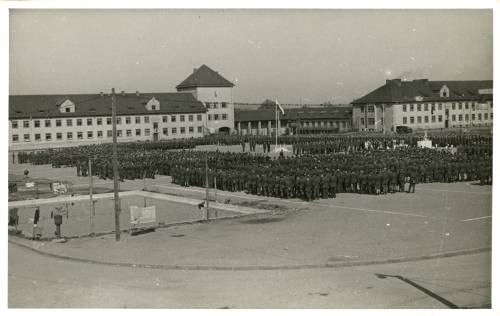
[276,100,285,115]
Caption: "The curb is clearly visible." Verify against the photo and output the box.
[8,238,491,271]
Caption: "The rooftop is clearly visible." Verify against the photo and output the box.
[235,106,352,122]
[176,64,234,90]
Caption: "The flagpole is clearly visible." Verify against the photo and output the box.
[275,99,278,149]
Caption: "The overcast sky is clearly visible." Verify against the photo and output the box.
[9,9,492,104]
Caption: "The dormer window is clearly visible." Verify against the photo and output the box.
[440,85,450,98]
[146,97,160,111]
[58,99,76,113]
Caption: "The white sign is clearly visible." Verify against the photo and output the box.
[52,182,68,194]
[25,182,35,188]
[417,139,433,149]
[130,205,157,226]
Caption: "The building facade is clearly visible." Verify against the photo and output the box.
[176,65,235,134]
[9,92,208,151]
[234,104,352,135]
[352,79,493,132]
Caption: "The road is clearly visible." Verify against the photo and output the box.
[8,242,490,308]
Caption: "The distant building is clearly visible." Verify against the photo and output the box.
[234,103,352,135]
[351,79,493,132]
[176,64,235,134]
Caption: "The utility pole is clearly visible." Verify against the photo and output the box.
[89,158,94,236]
[205,153,209,221]
[111,88,121,241]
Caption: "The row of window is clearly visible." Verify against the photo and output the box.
[207,113,228,121]
[206,102,228,109]
[11,126,204,142]
[402,102,492,113]
[11,114,204,129]
[402,112,493,125]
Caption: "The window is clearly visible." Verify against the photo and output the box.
[56,119,62,127]
[490,113,493,120]
[45,120,51,127]
[12,121,18,129]
[23,120,30,128]
[12,134,19,142]
[35,133,41,141]
[24,134,30,141]
[417,104,422,111]
[97,118,102,125]
[197,114,202,121]
[438,115,443,122]
[213,102,219,108]
[145,129,150,136]
[67,132,73,140]
[189,126,194,133]
[144,116,149,123]
[208,114,213,120]
[465,114,469,121]
[452,115,456,121]
[87,118,93,126]
[77,132,83,139]
[205,102,211,109]
[117,117,122,125]
[360,117,365,125]
[45,133,52,141]
[66,119,73,127]
[135,129,141,136]
[162,128,168,136]
[65,108,70,113]
[478,113,482,121]
[97,131,103,138]
[56,133,62,140]
[465,103,469,110]
[188,115,193,122]
[452,103,456,110]
[222,114,228,120]
[126,129,132,137]
[410,117,414,124]
[458,103,462,110]
[162,116,168,123]
[135,116,141,124]
[86,131,92,138]
[368,118,375,125]
[431,116,436,123]
[107,130,112,138]
[438,104,442,111]
[171,115,177,123]
[180,127,186,134]
[424,116,429,123]
[34,120,40,128]
[117,130,122,137]
[410,104,414,112]
[180,115,185,122]
[151,105,156,110]
[424,104,429,111]
[107,118,112,125]
[458,114,463,121]
[172,127,177,134]
[402,104,407,112]
[197,126,202,133]
[126,117,131,124]
[417,116,422,123]
[471,103,476,111]
[368,105,374,113]
[77,119,82,126]
[214,114,219,120]
[221,102,227,108]
[471,114,475,121]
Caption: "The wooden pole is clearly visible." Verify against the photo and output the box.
[111,88,121,241]
[89,158,94,236]
[205,153,209,221]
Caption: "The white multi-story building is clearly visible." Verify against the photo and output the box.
[176,65,235,133]
[8,92,208,151]
[352,79,493,132]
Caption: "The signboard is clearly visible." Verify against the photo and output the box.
[417,139,433,149]
[130,205,157,226]
[25,182,35,188]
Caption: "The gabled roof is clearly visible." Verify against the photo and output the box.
[235,107,352,122]
[176,64,234,90]
[259,99,278,110]
[352,79,493,104]
[9,92,206,119]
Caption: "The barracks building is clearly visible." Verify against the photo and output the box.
[9,65,235,151]
[351,79,493,132]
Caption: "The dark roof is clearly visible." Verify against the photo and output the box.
[176,65,234,90]
[9,92,206,119]
[235,107,352,122]
[352,79,493,104]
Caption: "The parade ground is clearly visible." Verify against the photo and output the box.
[8,146,492,308]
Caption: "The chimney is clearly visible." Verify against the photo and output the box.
[121,90,125,96]
[99,92,103,97]
[136,91,140,96]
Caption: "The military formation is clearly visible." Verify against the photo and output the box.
[14,133,492,201]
